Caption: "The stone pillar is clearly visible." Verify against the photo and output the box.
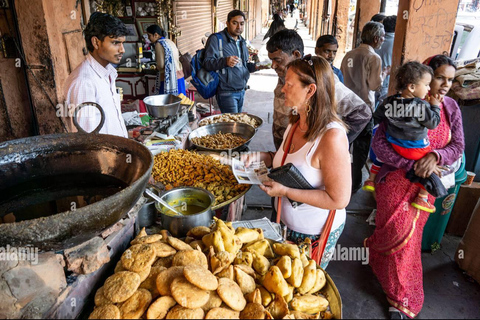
[14,0,85,135]
[333,0,350,67]
[352,0,381,48]
[388,0,460,94]
[314,0,325,40]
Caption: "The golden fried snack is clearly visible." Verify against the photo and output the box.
[146,296,176,319]
[234,251,253,267]
[202,231,225,253]
[276,256,292,279]
[155,266,184,296]
[184,264,218,291]
[290,294,329,314]
[139,266,166,298]
[165,305,205,319]
[191,132,247,150]
[298,260,317,294]
[136,265,152,282]
[189,240,206,251]
[167,236,193,251]
[217,264,235,280]
[234,264,256,278]
[252,253,270,276]
[244,288,262,304]
[272,243,300,260]
[307,269,326,294]
[130,234,163,245]
[287,258,304,288]
[151,150,249,204]
[200,290,223,313]
[266,294,289,319]
[103,271,141,303]
[217,278,247,311]
[262,266,290,297]
[187,226,212,239]
[258,286,273,307]
[170,277,210,309]
[240,303,266,319]
[284,284,294,303]
[114,260,126,273]
[243,240,274,258]
[205,307,240,319]
[210,249,235,275]
[288,310,321,319]
[121,244,156,273]
[199,113,260,128]
[172,249,208,269]
[88,304,121,319]
[235,227,260,244]
[94,287,113,307]
[234,266,256,295]
[150,242,176,258]
[118,289,152,319]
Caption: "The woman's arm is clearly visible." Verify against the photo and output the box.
[260,128,351,209]
[371,121,415,171]
[155,42,165,71]
[434,100,465,166]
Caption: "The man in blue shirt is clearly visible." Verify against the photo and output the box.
[204,10,256,113]
[315,35,344,83]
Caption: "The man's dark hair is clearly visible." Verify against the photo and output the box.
[371,14,386,22]
[383,15,397,33]
[146,25,167,37]
[84,12,128,52]
[316,35,338,49]
[266,29,304,56]
[426,54,457,72]
[227,10,246,22]
[395,61,434,91]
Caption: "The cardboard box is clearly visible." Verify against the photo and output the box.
[446,182,480,236]
[456,198,480,283]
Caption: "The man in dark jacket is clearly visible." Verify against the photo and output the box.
[203,10,256,113]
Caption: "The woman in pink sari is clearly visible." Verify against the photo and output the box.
[365,55,465,319]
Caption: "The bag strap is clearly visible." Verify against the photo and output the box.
[215,33,225,75]
[276,121,299,224]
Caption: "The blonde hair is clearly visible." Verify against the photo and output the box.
[286,55,345,141]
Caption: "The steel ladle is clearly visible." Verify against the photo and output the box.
[144,188,183,216]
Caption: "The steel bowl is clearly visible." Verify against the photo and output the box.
[198,113,263,131]
[188,122,256,153]
[155,187,215,237]
[144,94,182,118]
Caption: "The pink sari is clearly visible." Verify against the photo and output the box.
[365,104,451,318]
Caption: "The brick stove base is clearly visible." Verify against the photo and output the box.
[0,199,145,319]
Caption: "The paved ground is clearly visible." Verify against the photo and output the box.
[238,16,480,319]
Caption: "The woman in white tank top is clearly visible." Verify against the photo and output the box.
[243,55,351,269]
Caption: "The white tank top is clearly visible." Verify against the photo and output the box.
[272,122,347,235]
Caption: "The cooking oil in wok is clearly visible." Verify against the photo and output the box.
[0,173,128,224]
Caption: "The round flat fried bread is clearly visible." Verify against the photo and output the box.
[146,296,176,320]
[94,286,113,307]
[121,244,156,272]
[88,304,121,319]
[165,305,205,319]
[139,266,166,298]
[151,242,176,258]
[119,289,152,319]
[187,226,211,239]
[167,237,193,251]
[172,250,208,269]
[184,264,218,291]
[216,278,246,311]
[205,307,240,319]
[114,260,126,273]
[131,234,163,245]
[155,266,184,296]
[152,255,174,268]
[170,276,210,309]
[136,265,152,282]
[103,271,141,303]
[201,291,223,312]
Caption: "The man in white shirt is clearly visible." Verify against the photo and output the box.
[341,21,390,192]
[63,12,128,137]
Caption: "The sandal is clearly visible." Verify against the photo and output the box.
[411,196,436,213]
[362,180,375,192]
[389,307,408,319]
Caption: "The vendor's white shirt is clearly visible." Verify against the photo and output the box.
[64,53,128,137]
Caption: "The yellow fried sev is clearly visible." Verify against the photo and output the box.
[152,150,249,203]
[199,114,260,128]
[191,132,247,150]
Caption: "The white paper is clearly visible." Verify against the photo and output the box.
[232,158,271,185]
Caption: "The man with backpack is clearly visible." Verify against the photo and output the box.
[203,10,256,113]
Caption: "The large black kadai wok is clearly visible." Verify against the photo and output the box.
[0,103,153,251]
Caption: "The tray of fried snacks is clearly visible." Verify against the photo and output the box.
[87,218,341,319]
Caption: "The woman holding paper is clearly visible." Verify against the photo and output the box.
[243,55,351,269]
